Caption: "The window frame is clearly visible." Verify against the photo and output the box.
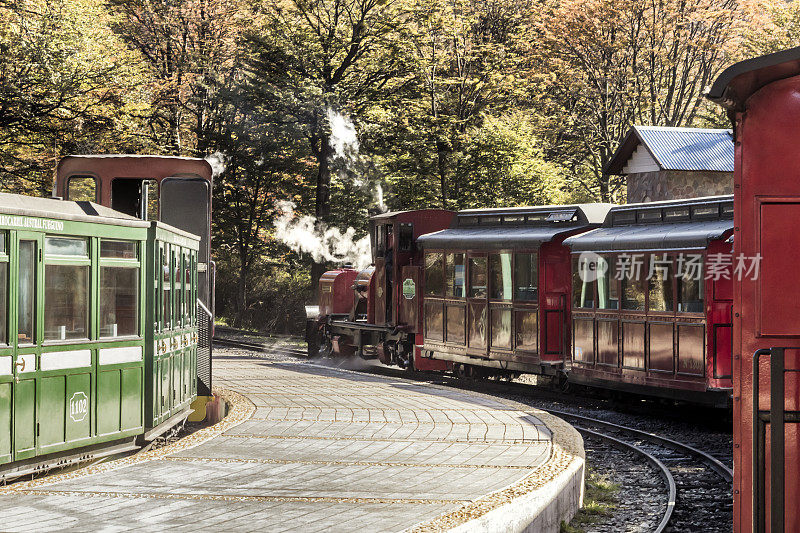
[424,251,445,298]
[43,236,91,344]
[98,239,142,339]
[572,254,596,310]
[160,243,172,331]
[488,251,513,302]
[467,253,488,300]
[647,253,676,316]
[444,252,466,299]
[65,175,99,202]
[512,251,539,304]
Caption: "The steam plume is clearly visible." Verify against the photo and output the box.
[205,152,226,178]
[327,108,360,168]
[273,200,372,269]
[326,107,387,213]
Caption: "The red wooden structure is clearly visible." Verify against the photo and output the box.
[564,196,733,406]
[417,204,612,376]
[707,46,800,532]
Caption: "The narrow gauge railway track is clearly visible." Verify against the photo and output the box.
[213,336,733,531]
[213,337,307,357]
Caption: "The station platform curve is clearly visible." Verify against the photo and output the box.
[0,346,585,533]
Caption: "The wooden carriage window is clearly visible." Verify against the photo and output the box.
[99,239,140,338]
[424,252,444,296]
[424,301,444,341]
[489,253,512,300]
[514,253,538,301]
[46,236,88,256]
[184,253,191,323]
[490,308,512,349]
[597,255,618,310]
[446,305,465,344]
[101,240,137,259]
[17,240,35,344]
[571,256,594,308]
[44,237,89,341]
[375,225,386,255]
[468,257,487,298]
[100,266,139,338]
[648,254,674,312]
[621,257,646,311]
[398,223,413,252]
[468,301,487,348]
[515,311,537,351]
[173,248,181,325]
[445,253,465,297]
[678,256,704,313]
[162,245,171,330]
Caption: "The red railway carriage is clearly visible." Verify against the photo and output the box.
[564,196,734,407]
[707,47,800,533]
[416,204,612,376]
[309,209,455,370]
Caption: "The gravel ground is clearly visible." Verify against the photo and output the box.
[580,437,667,532]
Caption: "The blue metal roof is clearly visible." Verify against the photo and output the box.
[605,126,734,174]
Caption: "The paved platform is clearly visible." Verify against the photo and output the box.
[0,348,584,532]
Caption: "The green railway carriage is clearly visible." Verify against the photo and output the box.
[146,223,200,435]
[0,192,199,480]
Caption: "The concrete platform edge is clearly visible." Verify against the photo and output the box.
[409,411,585,533]
[451,453,584,533]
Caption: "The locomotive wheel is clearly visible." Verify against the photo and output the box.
[453,363,467,379]
[404,352,415,372]
[305,320,319,358]
[317,333,333,358]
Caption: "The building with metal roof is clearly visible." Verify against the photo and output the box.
[605,125,734,204]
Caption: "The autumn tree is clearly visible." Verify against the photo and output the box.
[535,0,757,201]
[403,0,533,207]
[106,0,240,155]
[210,96,308,325]
[243,0,410,283]
[742,0,800,56]
[0,0,131,195]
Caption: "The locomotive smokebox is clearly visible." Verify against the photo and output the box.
[318,267,359,317]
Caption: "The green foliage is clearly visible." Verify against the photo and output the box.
[0,0,133,194]
[456,114,565,208]
[215,244,312,334]
[560,468,620,533]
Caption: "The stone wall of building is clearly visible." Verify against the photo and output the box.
[626,170,733,203]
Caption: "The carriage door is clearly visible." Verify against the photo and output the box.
[13,233,41,460]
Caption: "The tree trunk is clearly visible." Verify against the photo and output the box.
[235,257,248,328]
[436,138,448,209]
[168,101,182,156]
[310,130,333,298]
[598,174,610,203]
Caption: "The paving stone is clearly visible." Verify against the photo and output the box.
[0,351,566,532]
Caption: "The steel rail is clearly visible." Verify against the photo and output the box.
[574,425,676,533]
[544,408,734,483]
[213,337,306,356]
